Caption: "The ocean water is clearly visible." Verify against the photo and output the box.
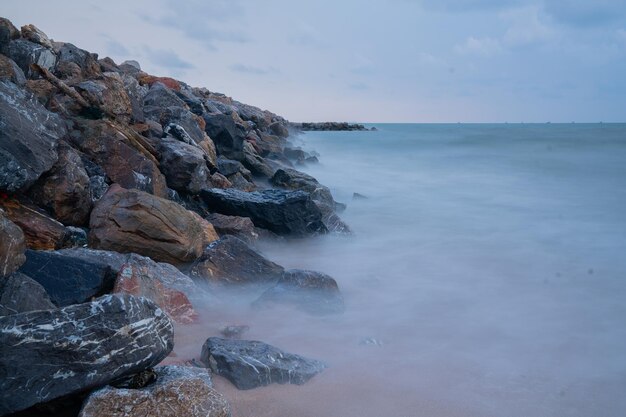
[197,124,626,417]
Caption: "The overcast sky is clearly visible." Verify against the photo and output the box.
[4,0,626,122]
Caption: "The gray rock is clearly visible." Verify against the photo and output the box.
[0,54,26,85]
[20,24,53,49]
[54,42,101,79]
[269,121,289,138]
[0,272,55,316]
[0,18,20,54]
[7,39,56,78]
[201,337,326,390]
[202,113,246,160]
[205,213,259,243]
[159,138,211,194]
[0,80,65,192]
[0,211,26,278]
[121,60,141,70]
[0,294,174,415]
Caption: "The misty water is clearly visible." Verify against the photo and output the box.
[189,124,626,417]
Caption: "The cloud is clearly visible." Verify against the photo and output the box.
[105,39,130,56]
[230,64,279,75]
[144,48,194,69]
[289,22,327,48]
[502,6,554,47]
[455,36,502,56]
[543,0,626,28]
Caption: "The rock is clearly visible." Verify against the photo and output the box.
[187,236,283,287]
[227,172,256,191]
[20,24,53,48]
[0,210,26,278]
[0,54,26,85]
[30,141,92,226]
[54,247,129,271]
[0,272,55,316]
[269,121,289,138]
[25,78,56,104]
[88,175,109,203]
[7,39,57,78]
[0,18,19,54]
[0,199,68,250]
[205,213,259,243]
[71,119,168,198]
[75,73,133,122]
[253,269,345,315]
[159,138,211,194]
[137,74,181,91]
[353,192,368,200]
[242,141,276,178]
[200,188,327,236]
[114,254,199,324]
[0,80,65,193]
[79,366,231,417]
[121,60,141,71]
[296,122,369,131]
[89,184,218,264]
[255,132,285,156]
[210,172,232,189]
[217,157,248,178]
[0,294,174,415]
[202,113,246,160]
[17,249,118,307]
[220,324,250,339]
[143,81,185,108]
[54,42,101,79]
[98,56,119,73]
[62,226,88,248]
[200,337,326,390]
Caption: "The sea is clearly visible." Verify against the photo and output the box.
[193,124,626,417]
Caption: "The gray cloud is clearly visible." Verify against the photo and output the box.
[544,0,626,27]
[105,39,130,56]
[144,47,194,69]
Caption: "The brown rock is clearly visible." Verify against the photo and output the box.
[0,18,19,54]
[205,213,259,243]
[137,74,182,91]
[0,199,67,250]
[76,72,133,122]
[89,184,218,264]
[210,172,232,189]
[79,366,231,417]
[25,79,57,104]
[30,141,92,226]
[20,24,53,48]
[0,209,26,278]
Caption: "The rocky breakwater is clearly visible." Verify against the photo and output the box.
[292,121,376,131]
[0,17,349,416]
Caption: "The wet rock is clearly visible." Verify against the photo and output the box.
[79,366,231,417]
[269,121,289,138]
[114,254,199,324]
[7,39,56,78]
[200,188,327,236]
[201,337,326,390]
[187,236,283,287]
[0,54,26,85]
[0,294,174,415]
[254,269,345,315]
[17,249,118,307]
[203,113,246,160]
[89,184,218,264]
[54,42,101,79]
[0,210,26,278]
[0,272,55,316]
[30,141,92,226]
[20,24,53,48]
[159,138,211,194]
[205,213,259,243]
[0,199,68,250]
[0,80,65,193]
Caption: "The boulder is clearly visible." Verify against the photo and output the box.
[0,210,26,278]
[202,113,246,160]
[200,188,327,236]
[0,272,55,316]
[0,294,174,415]
[144,105,207,147]
[0,80,65,193]
[269,121,289,138]
[114,254,199,324]
[187,236,283,287]
[253,269,345,315]
[0,54,26,85]
[30,141,92,226]
[79,366,231,417]
[227,172,256,191]
[200,337,326,390]
[242,141,276,178]
[20,24,53,48]
[205,213,259,243]
[0,18,19,54]
[7,39,56,78]
[89,184,218,264]
[71,119,168,198]
[143,82,185,108]
[255,132,284,156]
[54,42,101,79]
[137,74,181,91]
[17,249,118,307]
[25,78,56,103]
[0,199,68,250]
[159,138,211,194]
[75,73,133,122]
[217,157,249,178]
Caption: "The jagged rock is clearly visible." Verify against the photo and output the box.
[79,366,231,417]
[269,121,289,138]
[17,249,118,307]
[210,172,232,189]
[89,184,218,264]
[7,39,56,78]
[88,175,109,203]
[255,132,285,156]
[144,95,207,147]
[20,24,52,48]
[0,211,26,278]
[187,236,283,287]
[0,272,55,316]
[205,213,259,243]
[203,113,246,160]
[98,56,119,73]
[217,157,248,178]
[253,269,345,315]
[143,81,185,108]
[137,74,181,91]
[25,78,56,104]
[0,80,65,193]
[0,294,174,415]
[242,141,275,178]
[0,54,26,85]
[200,188,327,236]
[121,60,141,71]
[54,42,101,79]
[71,119,168,198]
[114,254,199,324]
[30,141,92,226]
[227,172,256,191]
[220,325,250,339]
[159,138,211,194]
[0,199,68,250]
[201,337,326,390]
[62,226,88,248]
[0,18,19,54]
[75,73,132,122]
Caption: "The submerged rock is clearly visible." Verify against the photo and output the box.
[79,366,231,417]
[0,272,55,316]
[201,337,326,390]
[0,210,26,278]
[200,188,326,236]
[0,294,174,415]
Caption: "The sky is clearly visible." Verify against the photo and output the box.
[3,0,626,122]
